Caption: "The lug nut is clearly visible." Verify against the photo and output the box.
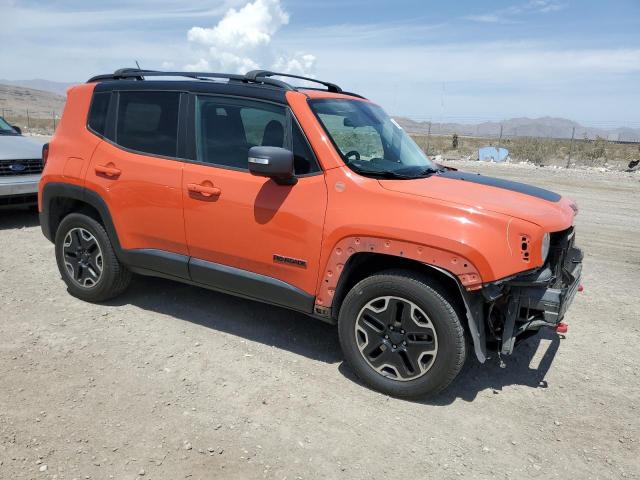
[402,341,407,346]
[384,335,389,339]
[392,344,397,349]
[400,329,405,334]
[389,326,394,331]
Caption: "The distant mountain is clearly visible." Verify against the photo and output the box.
[0,79,74,97]
[0,83,66,117]
[394,116,640,142]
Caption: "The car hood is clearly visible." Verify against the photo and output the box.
[378,170,576,231]
[0,135,44,160]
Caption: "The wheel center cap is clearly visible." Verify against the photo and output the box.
[388,330,404,345]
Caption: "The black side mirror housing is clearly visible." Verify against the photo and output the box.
[12,125,22,135]
[248,146,297,185]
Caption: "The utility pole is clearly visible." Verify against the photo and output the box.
[425,121,432,157]
[52,111,56,131]
[566,126,576,168]
[26,109,31,130]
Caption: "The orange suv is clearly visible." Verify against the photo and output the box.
[39,69,583,397]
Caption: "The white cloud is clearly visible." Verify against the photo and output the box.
[184,0,314,75]
[465,0,566,24]
[188,0,288,50]
[464,14,504,24]
[272,53,316,75]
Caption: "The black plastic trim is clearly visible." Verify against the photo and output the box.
[120,249,189,280]
[189,258,315,313]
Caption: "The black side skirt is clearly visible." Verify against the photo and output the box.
[123,249,315,314]
[189,258,314,313]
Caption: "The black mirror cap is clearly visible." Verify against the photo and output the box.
[12,125,22,135]
[248,146,297,185]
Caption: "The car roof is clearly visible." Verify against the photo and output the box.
[89,69,366,104]
[94,79,288,104]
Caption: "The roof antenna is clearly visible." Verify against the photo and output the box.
[135,60,145,80]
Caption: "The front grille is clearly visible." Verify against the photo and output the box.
[0,158,43,176]
[0,193,37,207]
[548,227,576,287]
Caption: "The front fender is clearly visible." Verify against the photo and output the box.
[315,235,482,307]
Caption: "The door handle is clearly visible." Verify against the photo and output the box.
[187,182,221,198]
[95,164,121,178]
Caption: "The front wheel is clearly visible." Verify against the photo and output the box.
[338,270,466,398]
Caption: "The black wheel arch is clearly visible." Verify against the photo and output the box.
[40,183,122,251]
[330,252,487,363]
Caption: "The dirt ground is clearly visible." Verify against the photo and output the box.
[1,162,639,480]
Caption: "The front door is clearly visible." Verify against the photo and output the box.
[182,95,327,308]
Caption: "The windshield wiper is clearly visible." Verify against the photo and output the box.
[414,167,443,177]
[350,167,418,179]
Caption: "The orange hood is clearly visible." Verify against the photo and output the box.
[378,171,576,232]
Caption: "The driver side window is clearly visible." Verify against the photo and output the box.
[195,95,320,174]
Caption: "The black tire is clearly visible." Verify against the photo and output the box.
[338,270,466,398]
[54,213,131,302]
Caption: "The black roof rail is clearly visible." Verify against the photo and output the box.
[88,69,253,85]
[86,68,363,97]
[244,70,343,93]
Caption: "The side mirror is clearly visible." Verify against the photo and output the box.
[248,146,297,185]
[12,125,22,135]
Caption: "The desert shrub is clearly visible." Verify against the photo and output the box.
[508,137,555,165]
[585,136,607,164]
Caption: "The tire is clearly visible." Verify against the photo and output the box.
[338,270,466,398]
[54,213,131,302]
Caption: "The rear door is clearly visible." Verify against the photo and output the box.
[182,94,327,309]
[85,90,189,275]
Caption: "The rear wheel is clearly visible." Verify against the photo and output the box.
[338,270,466,398]
[55,213,131,302]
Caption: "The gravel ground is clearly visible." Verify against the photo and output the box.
[1,163,639,480]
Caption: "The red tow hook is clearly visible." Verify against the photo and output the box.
[578,284,584,292]
[556,322,568,334]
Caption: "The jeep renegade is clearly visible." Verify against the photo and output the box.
[39,69,583,397]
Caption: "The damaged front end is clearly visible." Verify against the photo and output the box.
[463,227,583,362]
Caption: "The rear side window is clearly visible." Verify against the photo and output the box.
[87,92,110,136]
[116,91,180,157]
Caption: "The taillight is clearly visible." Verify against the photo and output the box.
[42,143,49,166]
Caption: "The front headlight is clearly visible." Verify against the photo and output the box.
[541,232,551,263]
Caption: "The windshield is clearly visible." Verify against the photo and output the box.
[309,99,437,179]
[0,117,16,134]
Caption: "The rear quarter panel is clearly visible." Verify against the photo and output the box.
[38,83,100,209]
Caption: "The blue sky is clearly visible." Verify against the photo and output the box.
[1,0,639,125]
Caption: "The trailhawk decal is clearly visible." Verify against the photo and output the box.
[273,254,307,268]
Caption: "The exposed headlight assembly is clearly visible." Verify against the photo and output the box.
[541,232,551,263]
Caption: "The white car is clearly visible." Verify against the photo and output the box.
[0,116,44,207]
